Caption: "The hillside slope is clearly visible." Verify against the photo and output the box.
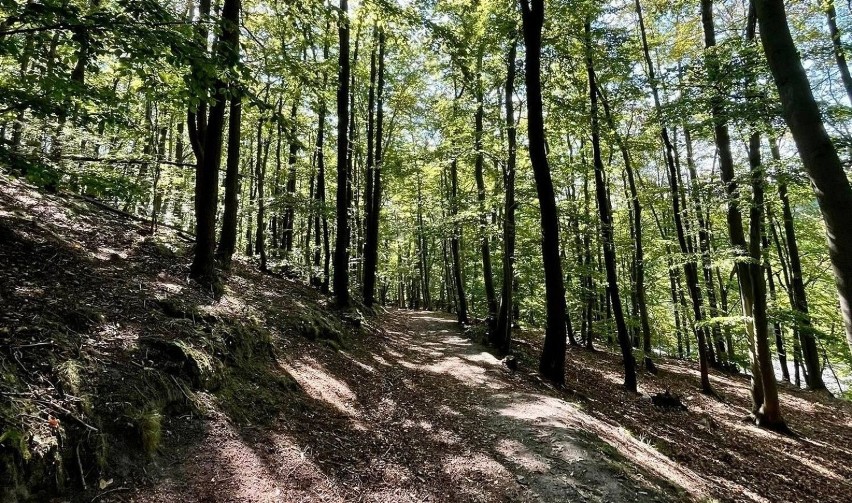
[2,175,852,503]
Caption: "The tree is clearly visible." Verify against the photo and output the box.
[755,0,852,368]
[334,0,352,307]
[493,33,518,355]
[189,0,241,286]
[363,29,385,308]
[521,0,568,384]
[586,18,636,392]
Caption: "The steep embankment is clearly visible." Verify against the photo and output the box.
[0,175,354,501]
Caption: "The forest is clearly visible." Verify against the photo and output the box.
[2,0,852,501]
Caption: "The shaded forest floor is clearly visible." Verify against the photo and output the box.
[1,174,852,502]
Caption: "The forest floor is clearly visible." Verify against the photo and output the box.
[2,173,852,502]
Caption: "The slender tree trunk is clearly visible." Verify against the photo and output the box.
[255,122,269,272]
[216,91,242,267]
[283,100,299,253]
[709,2,785,427]
[756,0,852,363]
[521,0,568,384]
[474,77,498,323]
[189,0,240,287]
[494,35,518,355]
[333,0,352,307]
[769,139,825,389]
[450,159,469,323]
[636,0,712,393]
[586,22,637,391]
[762,218,790,382]
[704,0,775,418]
[363,29,379,306]
[597,81,654,372]
[682,126,726,364]
[363,30,386,308]
[825,0,852,104]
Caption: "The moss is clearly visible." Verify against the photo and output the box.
[222,319,274,365]
[215,366,298,426]
[140,336,223,390]
[0,428,31,462]
[56,360,82,396]
[131,406,162,456]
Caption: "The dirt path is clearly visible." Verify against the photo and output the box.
[111,310,687,502]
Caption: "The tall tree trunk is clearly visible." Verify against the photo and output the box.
[597,79,654,372]
[586,21,637,391]
[333,0,352,307]
[450,159,469,323]
[216,91,242,267]
[705,0,784,427]
[682,126,726,363]
[494,35,518,355]
[255,121,269,272]
[762,216,790,382]
[474,75,498,323]
[521,0,568,384]
[769,139,825,389]
[756,0,852,363]
[283,100,300,253]
[363,29,379,305]
[635,0,712,393]
[189,0,240,287]
[825,0,852,104]
[363,30,386,308]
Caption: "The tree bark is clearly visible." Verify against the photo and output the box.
[494,35,518,355]
[333,0,352,307]
[635,0,712,393]
[769,139,825,389]
[521,0,568,384]
[756,0,852,365]
[450,158,469,323]
[215,91,242,267]
[704,0,783,427]
[586,20,637,391]
[474,69,498,323]
[189,0,240,287]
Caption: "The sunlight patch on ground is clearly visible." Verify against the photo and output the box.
[385,348,406,359]
[495,392,710,500]
[281,357,362,424]
[94,246,126,261]
[99,322,139,349]
[443,452,511,481]
[430,427,461,445]
[397,355,504,388]
[774,449,844,481]
[496,438,550,473]
[195,420,344,503]
[372,354,392,366]
[461,351,502,365]
[340,351,377,373]
[410,314,458,325]
[496,393,579,429]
